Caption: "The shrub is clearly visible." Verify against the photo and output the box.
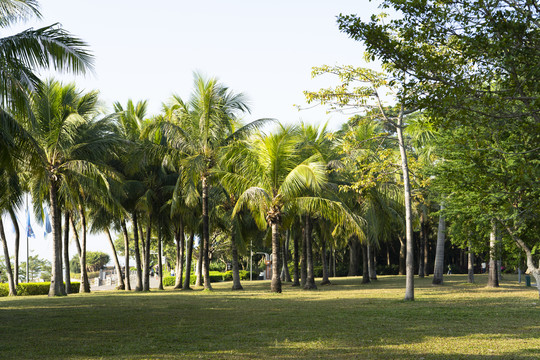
[0,282,80,297]
[162,272,226,286]
[376,264,399,275]
[222,270,257,281]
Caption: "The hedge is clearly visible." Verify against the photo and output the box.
[163,270,257,287]
[0,282,81,297]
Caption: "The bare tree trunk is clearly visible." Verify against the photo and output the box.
[467,243,475,284]
[62,211,71,293]
[368,243,377,281]
[502,223,540,299]
[361,243,370,284]
[143,220,151,291]
[398,235,406,275]
[121,219,131,290]
[487,221,499,288]
[132,212,142,291]
[8,208,19,286]
[48,181,66,296]
[432,203,445,285]
[320,233,331,285]
[281,230,292,282]
[231,229,243,290]
[348,236,360,276]
[418,211,426,278]
[301,219,307,286]
[78,206,90,293]
[157,226,163,290]
[270,221,282,293]
[183,232,194,290]
[304,216,317,290]
[424,230,429,276]
[105,227,124,289]
[0,218,16,296]
[329,244,335,277]
[174,221,185,289]
[201,175,212,290]
[70,215,82,257]
[292,230,300,286]
[195,237,203,286]
[396,115,414,301]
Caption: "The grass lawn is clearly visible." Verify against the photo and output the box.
[0,274,538,359]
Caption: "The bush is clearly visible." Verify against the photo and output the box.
[222,270,257,281]
[376,264,399,275]
[162,271,226,286]
[0,282,80,297]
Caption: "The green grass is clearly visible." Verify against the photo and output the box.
[0,274,538,359]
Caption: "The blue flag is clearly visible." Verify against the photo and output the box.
[44,207,52,236]
[27,212,35,238]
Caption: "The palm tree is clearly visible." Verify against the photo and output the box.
[0,0,93,116]
[25,80,120,296]
[150,73,269,290]
[221,125,362,293]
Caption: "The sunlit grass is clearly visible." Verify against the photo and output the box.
[0,274,538,359]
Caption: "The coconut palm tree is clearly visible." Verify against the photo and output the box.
[149,73,270,290]
[221,125,362,293]
[25,80,121,296]
[0,0,93,116]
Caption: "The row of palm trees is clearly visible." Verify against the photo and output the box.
[3,69,431,297]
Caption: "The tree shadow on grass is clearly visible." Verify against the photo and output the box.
[0,275,538,359]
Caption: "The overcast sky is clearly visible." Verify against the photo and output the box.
[4,0,384,265]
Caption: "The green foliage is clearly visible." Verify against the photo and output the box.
[70,252,110,273]
[0,282,80,297]
[163,271,256,286]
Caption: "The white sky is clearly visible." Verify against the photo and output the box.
[3,0,384,265]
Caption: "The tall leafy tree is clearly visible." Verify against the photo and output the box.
[25,80,120,296]
[221,125,362,293]
[151,73,268,290]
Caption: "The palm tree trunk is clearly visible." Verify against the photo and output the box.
[270,221,282,293]
[183,232,194,290]
[487,221,499,288]
[432,203,445,285]
[292,230,300,286]
[8,208,19,286]
[0,218,16,296]
[418,211,426,278]
[231,230,243,290]
[396,115,414,301]
[201,175,212,290]
[195,238,203,287]
[368,243,377,281]
[143,220,151,291]
[348,236,360,276]
[361,243,370,284]
[132,212,143,291]
[48,181,66,296]
[398,235,406,275]
[174,222,184,289]
[281,230,292,282]
[424,231,429,276]
[301,220,307,286]
[329,244,335,277]
[105,227,124,289]
[121,219,131,290]
[304,216,317,290]
[157,226,163,290]
[78,206,90,293]
[62,211,71,294]
[467,243,475,283]
[320,234,331,285]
